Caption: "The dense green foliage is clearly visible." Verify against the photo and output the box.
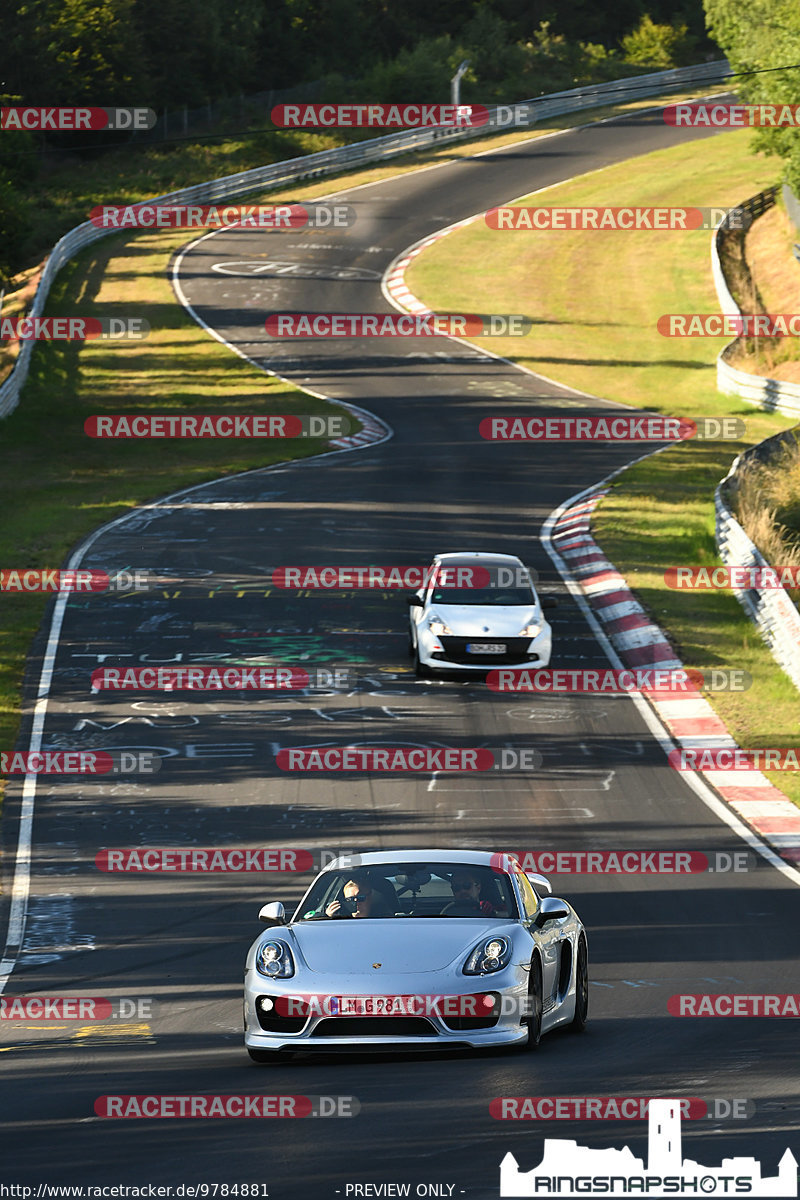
[704,0,800,190]
[0,0,712,282]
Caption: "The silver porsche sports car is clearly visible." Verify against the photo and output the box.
[243,849,588,1061]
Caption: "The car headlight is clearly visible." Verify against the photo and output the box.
[256,940,295,978]
[463,936,512,975]
[428,615,453,636]
[519,622,542,638]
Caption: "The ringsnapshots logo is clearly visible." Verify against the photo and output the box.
[83,414,350,439]
[0,316,149,341]
[1,107,156,131]
[265,313,531,337]
[94,1095,358,1119]
[498,1098,797,1197]
[90,665,354,691]
[485,206,751,232]
[479,415,746,442]
[1,750,160,776]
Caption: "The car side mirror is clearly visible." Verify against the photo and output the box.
[258,901,286,925]
[406,595,423,607]
[534,896,570,927]
[541,595,558,609]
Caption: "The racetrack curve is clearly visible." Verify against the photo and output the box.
[1,104,798,1198]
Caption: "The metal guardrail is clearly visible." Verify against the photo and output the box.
[711,186,800,414]
[0,59,730,420]
[715,431,800,692]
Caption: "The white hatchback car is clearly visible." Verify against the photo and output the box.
[407,551,554,676]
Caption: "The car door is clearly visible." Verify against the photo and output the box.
[517,872,561,1012]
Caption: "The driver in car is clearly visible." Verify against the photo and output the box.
[441,872,495,917]
[325,872,392,919]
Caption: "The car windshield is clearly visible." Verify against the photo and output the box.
[295,862,519,920]
[430,585,536,607]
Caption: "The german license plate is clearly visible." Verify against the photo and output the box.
[330,996,411,1015]
[466,642,506,653]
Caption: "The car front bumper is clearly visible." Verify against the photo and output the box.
[244,973,531,1053]
[417,627,552,671]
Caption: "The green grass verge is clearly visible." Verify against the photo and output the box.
[405,128,800,807]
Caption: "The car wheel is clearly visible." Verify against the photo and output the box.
[524,954,543,1048]
[414,645,429,678]
[247,1047,288,1064]
[570,935,589,1032]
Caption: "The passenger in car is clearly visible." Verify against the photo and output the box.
[441,872,495,917]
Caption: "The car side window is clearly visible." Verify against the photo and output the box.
[517,872,540,922]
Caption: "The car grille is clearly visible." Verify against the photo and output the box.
[441,1013,500,1031]
[433,636,536,666]
[311,1017,439,1038]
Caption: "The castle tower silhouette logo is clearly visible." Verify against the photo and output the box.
[500,1098,797,1197]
